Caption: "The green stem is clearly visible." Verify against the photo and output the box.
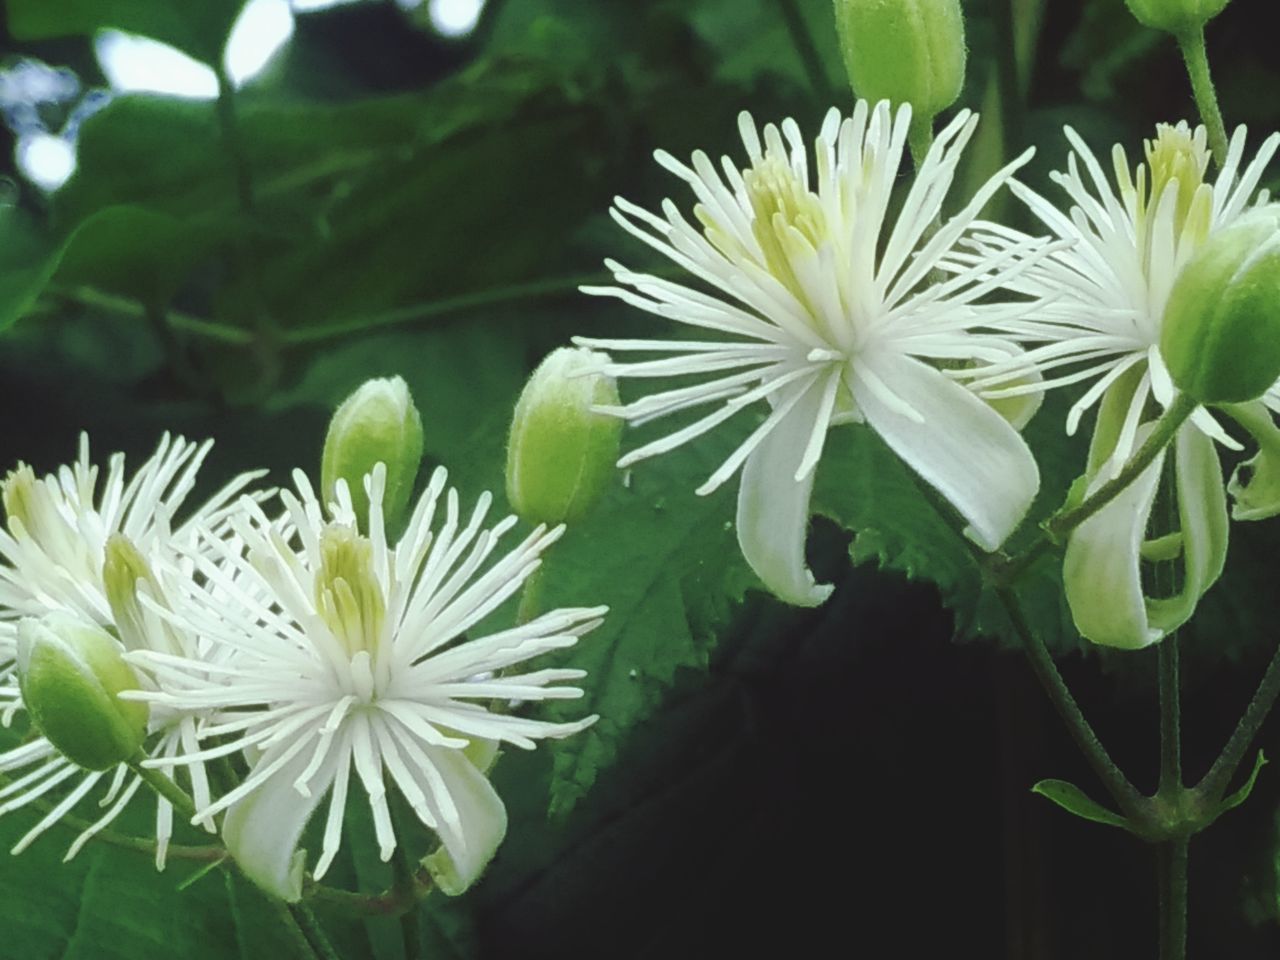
[304,873,434,919]
[1197,635,1280,801]
[1177,27,1229,167]
[774,0,834,101]
[1158,633,1183,795]
[128,754,199,823]
[1047,394,1196,540]
[907,117,935,172]
[994,394,1199,585]
[288,903,345,960]
[393,855,422,960]
[995,586,1146,816]
[269,899,330,960]
[1158,838,1190,960]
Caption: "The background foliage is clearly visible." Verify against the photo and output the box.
[2,0,1279,956]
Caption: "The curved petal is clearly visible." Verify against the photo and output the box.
[222,742,335,903]
[850,352,1040,550]
[1063,438,1166,650]
[735,383,834,607]
[420,746,508,896]
[1147,423,1229,633]
[1225,401,1280,520]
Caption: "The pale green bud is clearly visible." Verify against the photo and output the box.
[506,347,622,525]
[1161,208,1280,405]
[16,612,148,771]
[834,0,966,123]
[321,376,424,532]
[1123,0,1230,35]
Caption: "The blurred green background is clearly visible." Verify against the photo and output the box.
[2,0,1280,956]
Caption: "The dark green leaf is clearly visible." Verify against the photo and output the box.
[0,206,60,332]
[6,0,247,64]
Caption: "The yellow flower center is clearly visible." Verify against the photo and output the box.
[1143,122,1212,240]
[315,525,385,661]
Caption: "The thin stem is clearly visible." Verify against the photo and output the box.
[393,854,422,960]
[907,118,935,172]
[128,754,199,823]
[774,0,834,101]
[1177,27,1229,167]
[1197,636,1280,801]
[1046,394,1197,540]
[214,67,256,216]
[288,903,345,960]
[996,586,1146,816]
[1158,634,1183,795]
[304,872,434,918]
[1159,838,1190,960]
[270,899,329,960]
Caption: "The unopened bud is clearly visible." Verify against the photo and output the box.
[1161,208,1280,405]
[1124,0,1230,35]
[506,348,622,525]
[16,612,148,770]
[321,376,424,532]
[833,0,966,124]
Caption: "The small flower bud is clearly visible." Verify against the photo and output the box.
[1161,208,1280,404]
[1123,0,1230,35]
[321,376,424,533]
[506,347,622,525]
[833,0,966,124]
[16,612,148,771]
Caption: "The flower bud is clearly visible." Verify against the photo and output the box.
[16,612,148,770]
[1123,0,1230,35]
[321,376,424,533]
[833,0,966,124]
[1161,208,1280,405]
[506,347,622,525]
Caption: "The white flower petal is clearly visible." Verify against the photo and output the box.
[1147,423,1228,634]
[850,353,1039,550]
[735,382,834,607]
[1063,432,1165,650]
[222,741,336,903]
[419,746,508,896]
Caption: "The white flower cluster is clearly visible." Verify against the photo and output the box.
[578,99,1280,649]
[0,434,603,901]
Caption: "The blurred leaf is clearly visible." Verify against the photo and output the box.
[0,206,60,331]
[679,0,844,93]
[1031,779,1132,830]
[5,0,247,64]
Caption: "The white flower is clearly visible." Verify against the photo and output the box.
[969,121,1278,461]
[0,434,263,862]
[130,465,604,901]
[965,122,1278,648]
[575,100,1046,607]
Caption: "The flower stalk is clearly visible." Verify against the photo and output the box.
[1176,27,1229,166]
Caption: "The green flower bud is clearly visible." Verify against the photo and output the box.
[1161,208,1280,405]
[1123,0,1229,35]
[16,612,148,771]
[833,0,966,124]
[321,376,424,533]
[506,347,622,525]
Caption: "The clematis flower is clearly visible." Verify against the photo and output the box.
[965,121,1279,647]
[128,465,604,901]
[575,99,1046,607]
[0,434,262,862]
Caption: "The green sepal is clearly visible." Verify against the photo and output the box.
[1215,750,1268,818]
[1031,779,1133,831]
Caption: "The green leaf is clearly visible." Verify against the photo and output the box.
[0,206,60,332]
[538,429,756,818]
[1031,779,1132,830]
[1217,750,1269,818]
[6,0,247,64]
